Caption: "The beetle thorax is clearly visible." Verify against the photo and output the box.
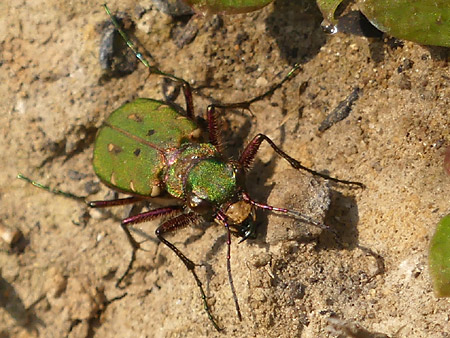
[164,143,232,199]
[186,158,238,204]
[164,143,243,218]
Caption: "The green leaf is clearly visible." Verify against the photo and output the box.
[182,0,274,14]
[429,214,450,297]
[359,0,450,47]
[315,0,344,24]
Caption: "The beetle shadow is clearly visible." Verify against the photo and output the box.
[97,13,138,82]
[38,124,98,169]
[320,190,361,250]
[265,0,326,64]
[0,275,45,334]
[323,190,385,276]
[268,0,448,66]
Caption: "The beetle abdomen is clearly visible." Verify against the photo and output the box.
[93,98,200,196]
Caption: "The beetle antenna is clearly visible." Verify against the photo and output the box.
[103,4,150,69]
[103,4,195,118]
[103,4,188,84]
[17,174,87,202]
[216,211,242,321]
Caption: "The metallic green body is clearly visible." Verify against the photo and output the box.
[187,158,237,205]
[93,98,240,208]
[164,143,219,198]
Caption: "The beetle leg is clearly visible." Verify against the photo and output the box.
[239,133,365,187]
[181,82,195,119]
[158,76,194,119]
[114,207,181,288]
[206,105,222,151]
[89,198,178,250]
[155,212,221,331]
[209,64,301,113]
[205,65,301,154]
[122,207,180,247]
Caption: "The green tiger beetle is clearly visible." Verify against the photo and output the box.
[18,4,364,331]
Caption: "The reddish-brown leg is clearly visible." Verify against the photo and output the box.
[155,212,221,331]
[151,70,194,118]
[210,64,301,112]
[159,74,195,118]
[181,82,195,119]
[205,65,302,154]
[121,206,181,249]
[206,105,222,151]
[89,199,181,288]
[241,192,335,233]
[88,196,145,208]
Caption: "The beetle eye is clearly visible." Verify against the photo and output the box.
[188,194,213,215]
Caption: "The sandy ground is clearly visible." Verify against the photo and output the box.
[1,0,449,337]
